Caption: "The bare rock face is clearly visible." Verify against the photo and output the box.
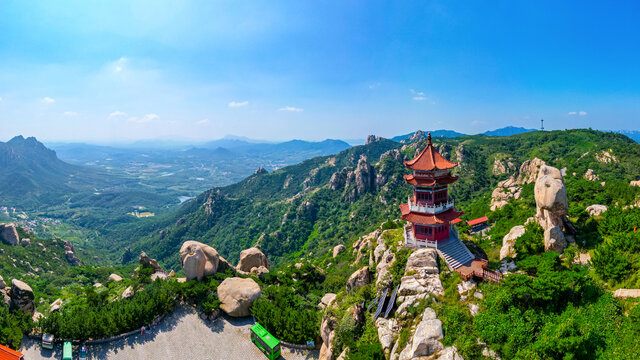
[366,135,384,144]
[237,247,269,275]
[0,223,20,246]
[402,130,426,143]
[399,308,444,360]
[595,149,617,163]
[254,166,268,175]
[10,279,35,314]
[492,157,516,175]
[332,244,346,258]
[319,293,337,309]
[500,225,525,260]
[586,204,608,216]
[64,241,80,266]
[217,277,261,317]
[613,289,640,299]
[346,266,371,292]
[139,251,163,273]
[179,241,221,281]
[631,180,640,187]
[584,169,599,181]
[108,273,123,282]
[490,176,522,211]
[455,144,465,164]
[0,275,5,289]
[49,298,63,312]
[319,310,338,360]
[535,165,569,253]
[346,155,375,201]
[517,158,546,184]
[21,238,31,246]
[121,286,134,299]
[329,169,349,190]
[375,248,396,287]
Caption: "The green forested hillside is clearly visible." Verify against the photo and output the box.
[130,129,640,272]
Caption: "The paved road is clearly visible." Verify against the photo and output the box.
[20,306,319,360]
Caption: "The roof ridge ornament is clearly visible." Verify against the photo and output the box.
[427,132,432,145]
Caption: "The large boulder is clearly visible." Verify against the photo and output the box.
[586,204,608,216]
[399,308,444,360]
[490,176,521,211]
[500,225,525,260]
[631,180,640,187]
[319,293,337,309]
[108,273,123,282]
[49,298,63,312]
[0,275,6,289]
[139,251,163,273]
[332,244,346,258]
[0,223,19,246]
[535,165,569,253]
[236,247,269,274]
[10,279,35,314]
[217,277,261,317]
[179,241,221,281]
[319,310,338,360]
[346,266,371,292]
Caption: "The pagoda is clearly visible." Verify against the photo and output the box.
[400,132,463,247]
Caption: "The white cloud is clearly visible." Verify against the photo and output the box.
[42,97,55,104]
[410,89,427,101]
[113,57,128,73]
[579,111,587,116]
[279,106,304,112]
[107,111,127,120]
[568,111,588,116]
[196,118,210,125]
[568,111,577,115]
[368,82,381,89]
[63,111,77,116]
[228,101,249,108]
[472,120,487,125]
[0,97,3,102]
[127,113,158,124]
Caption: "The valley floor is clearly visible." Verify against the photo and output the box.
[20,305,318,360]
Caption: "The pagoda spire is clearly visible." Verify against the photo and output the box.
[427,132,432,145]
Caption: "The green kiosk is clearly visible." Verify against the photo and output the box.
[250,323,281,360]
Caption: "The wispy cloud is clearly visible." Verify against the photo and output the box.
[42,97,55,104]
[472,120,487,125]
[368,82,381,89]
[228,101,248,108]
[113,57,128,73]
[279,106,304,112]
[568,111,587,116]
[127,113,159,123]
[579,111,587,116]
[410,89,427,101]
[0,97,3,102]
[107,111,127,120]
[196,118,210,125]
[63,111,77,116]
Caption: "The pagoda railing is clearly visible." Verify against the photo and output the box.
[408,197,455,214]
[404,226,437,249]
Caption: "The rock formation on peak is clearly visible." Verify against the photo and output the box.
[491,158,546,210]
[236,247,269,275]
[500,225,525,260]
[366,135,384,144]
[517,158,546,184]
[535,165,569,253]
[0,223,20,246]
[64,240,80,266]
[179,241,226,281]
[253,166,268,175]
[492,157,516,175]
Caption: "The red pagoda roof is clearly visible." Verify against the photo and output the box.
[403,173,458,186]
[404,132,458,171]
[451,218,463,224]
[399,203,464,225]
[0,344,24,360]
[466,216,489,226]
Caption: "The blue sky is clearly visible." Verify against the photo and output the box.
[0,1,638,142]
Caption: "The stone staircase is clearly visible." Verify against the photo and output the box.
[437,235,475,270]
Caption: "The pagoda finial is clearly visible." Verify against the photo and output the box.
[427,132,432,145]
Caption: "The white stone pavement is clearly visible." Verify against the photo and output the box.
[20,306,319,360]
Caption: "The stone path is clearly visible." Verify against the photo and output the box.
[20,306,319,360]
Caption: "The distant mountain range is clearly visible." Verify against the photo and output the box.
[615,130,640,143]
[390,126,537,141]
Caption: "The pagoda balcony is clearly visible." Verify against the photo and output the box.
[404,226,437,249]
[408,197,455,214]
